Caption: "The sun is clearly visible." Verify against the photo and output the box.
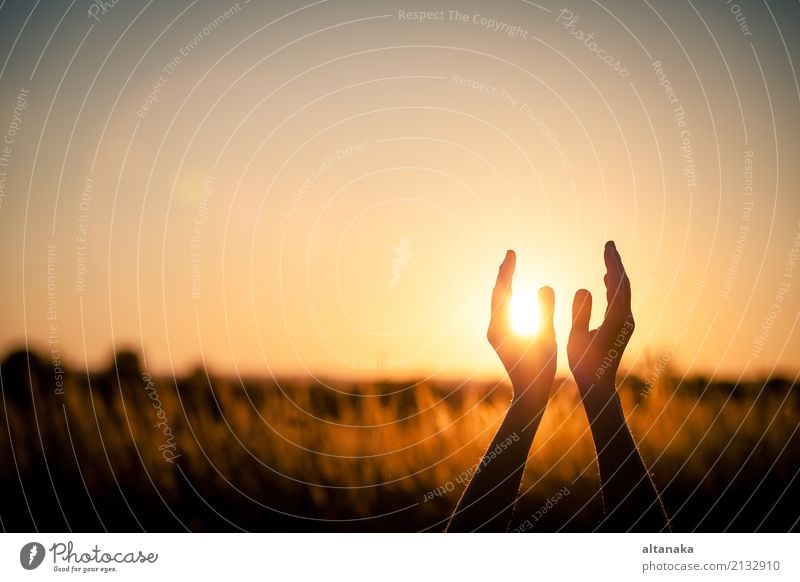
[510,290,541,336]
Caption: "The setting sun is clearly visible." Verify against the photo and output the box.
[510,290,541,336]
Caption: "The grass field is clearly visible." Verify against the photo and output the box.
[1,348,798,532]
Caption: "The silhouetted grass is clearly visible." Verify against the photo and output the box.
[1,348,797,532]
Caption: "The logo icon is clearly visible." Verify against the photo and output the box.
[20,542,45,570]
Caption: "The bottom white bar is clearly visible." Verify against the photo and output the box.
[0,533,796,580]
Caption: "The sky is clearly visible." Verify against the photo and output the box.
[0,0,798,381]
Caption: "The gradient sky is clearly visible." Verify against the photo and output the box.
[0,0,798,381]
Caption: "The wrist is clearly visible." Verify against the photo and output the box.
[577,378,623,422]
[504,391,547,436]
[510,374,551,406]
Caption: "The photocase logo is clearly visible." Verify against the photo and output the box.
[389,236,412,290]
[20,542,46,570]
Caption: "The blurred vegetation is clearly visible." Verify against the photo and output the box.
[1,348,798,532]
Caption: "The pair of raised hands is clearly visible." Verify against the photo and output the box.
[488,241,633,407]
[447,242,669,532]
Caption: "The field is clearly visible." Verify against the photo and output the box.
[1,348,798,532]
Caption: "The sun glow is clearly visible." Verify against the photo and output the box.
[510,290,541,336]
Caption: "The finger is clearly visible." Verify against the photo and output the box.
[538,286,555,338]
[490,250,515,324]
[604,240,632,319]
[571,289,592,336]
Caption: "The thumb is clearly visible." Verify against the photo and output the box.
[571,289,592,336]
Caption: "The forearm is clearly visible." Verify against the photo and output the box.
[579,379,670,531]
[447,392,543,532]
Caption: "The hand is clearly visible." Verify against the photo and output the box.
[567,241,635,396]
[565,242,669,531]
[447,250,556,532]
[487,250,556,408]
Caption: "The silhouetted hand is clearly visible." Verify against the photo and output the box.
[487,250,557,408]
[567,241,634,396]
[448,250,556,532]
[567,241,669,531]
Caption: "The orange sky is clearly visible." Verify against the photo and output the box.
[0,0,798,381]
